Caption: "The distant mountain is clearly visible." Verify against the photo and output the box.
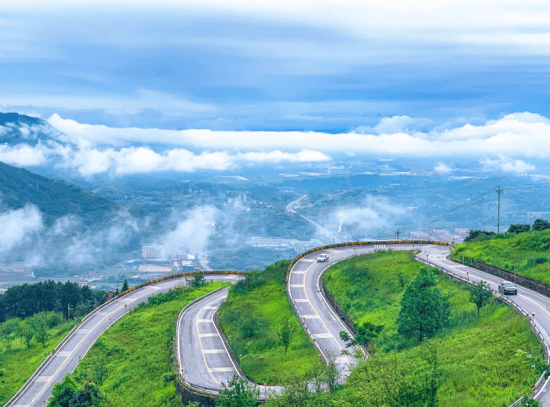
[0,112,65,147]
[0,160,120,225]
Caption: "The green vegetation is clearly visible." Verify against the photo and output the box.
[452,227,550,285]
[0,280,105,323]
[0,312,79,405]
[0,161,120,226]
[217,260,320,385]
[48,282,229,407]
[319,250,542,407]
[216,376,259,407]
[396,267,450,343]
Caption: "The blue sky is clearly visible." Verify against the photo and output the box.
[1,0,549,132]
[1,1,550,176]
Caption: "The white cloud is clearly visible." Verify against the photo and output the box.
[328,196,407,238]
[4,111,550,176]
[0,143,48,166]
[0,204,43,253]
[481,155,535,173]
[45,112,550,159]
[356,115,434,135]
[53,144,331,176]
[159,206,219,255]
[434,162,453,173]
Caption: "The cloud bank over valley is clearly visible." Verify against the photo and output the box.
[0,112,548,177]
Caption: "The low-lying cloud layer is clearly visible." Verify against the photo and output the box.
[0,203,224,270]
[1,112,549,176]
[327,196,408,240]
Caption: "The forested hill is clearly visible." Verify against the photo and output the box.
[0,161,120,225]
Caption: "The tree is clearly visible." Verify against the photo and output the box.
[50,376,79,407]
[396,267,450,343]
[69,383,105,407]
[216,375,259,407]
[340,322,383,353]
[190,273,205,288]
[1,317,21,348]
[343,349,442,407]
[121,279,129,292]
[521,396,542,407]
[61,282,81,319]
[533,218,550,232]
[18,320,34,348]
[508,224,531,234]
[469,281,492,315]
[278,317,297,354]
[33,312,49,347]
[464,230,495,242]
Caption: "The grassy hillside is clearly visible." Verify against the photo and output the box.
[0,312,79,405]
[0,161,120,225]
[48,282,229,407]
[452,229,550,285]
[321,250,542,407]
[217,260,320,384]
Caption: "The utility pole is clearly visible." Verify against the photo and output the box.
[495,185,504,234]
[395,229,401,241]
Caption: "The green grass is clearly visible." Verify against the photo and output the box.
[47,282,229,407]
[323,250,543,407]
[0,314,79,405]
[451,229,550,285]
[217,260,320,385]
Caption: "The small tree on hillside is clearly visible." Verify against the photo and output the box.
[216,375,259,407]
[121,279,129,292]
[190,272,205,288]
[1,318,21,348]
[533,218,550,232]
[521,396,542,407]
[18,320,34,348]
[70,383,105,407]
[469,281,493,315]
[340,322,383,353]
[33,312,49,347]
[50,376,79,407]
[397,267,450,343]
[508,224,531,234]
[278,317,297,354]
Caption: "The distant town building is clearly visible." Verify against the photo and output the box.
[455,228,469,237]
[139,264,172,273]
[142,245,165,260]
[410,232,431,240]
[432,229,450,236]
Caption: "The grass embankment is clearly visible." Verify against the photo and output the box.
[217,260,320,385]
[0,314,78,405]
[323,250,542,407]
[452,229,550,285]
[48,282,229,407]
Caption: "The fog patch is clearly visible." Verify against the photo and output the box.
[0,204,44,253]
[157,206,219,256]
[328,196,408,239]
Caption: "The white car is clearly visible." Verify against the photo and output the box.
[317,254,329,262]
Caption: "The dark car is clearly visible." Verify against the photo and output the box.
[498,281,518,295]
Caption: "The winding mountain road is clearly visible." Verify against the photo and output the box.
[9,243,550,406]
[5,275,239,407]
